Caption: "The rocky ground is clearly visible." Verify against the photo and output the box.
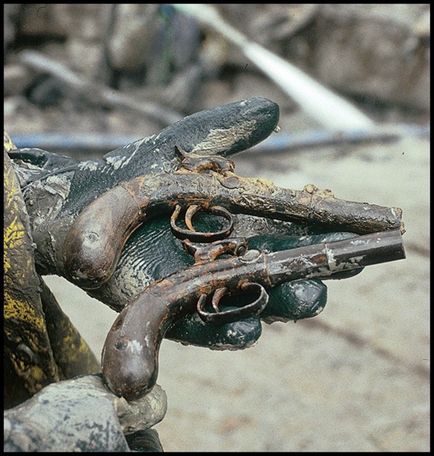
[6,3,430,452]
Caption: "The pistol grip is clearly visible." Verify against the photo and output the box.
[63,184,146,289]
[101,290,172,400]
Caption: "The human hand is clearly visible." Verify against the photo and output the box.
[4,374,166,452]
[11,97,363,352]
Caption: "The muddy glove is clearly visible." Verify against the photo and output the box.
[4,374,166,452]
[9,97,361,351]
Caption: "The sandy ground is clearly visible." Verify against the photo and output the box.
[44,128,430,451]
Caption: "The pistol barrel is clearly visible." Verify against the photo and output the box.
[324,229,405,269]
[267,229,405,286]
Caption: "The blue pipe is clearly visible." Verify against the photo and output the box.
[9,124,430,155]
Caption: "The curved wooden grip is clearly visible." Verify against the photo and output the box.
[63,185,145,289]
[101,290,172,399]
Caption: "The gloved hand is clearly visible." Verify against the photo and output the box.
[10,97,361,351]
[4,374,166,452]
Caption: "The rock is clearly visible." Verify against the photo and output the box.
[65,38,104,79]
[18,4,108,40]
[17,4,66,38]
[51,4,108,41]
[285,4,430,111]
[4,4,21,52]
[108,4,159,73]
[212,4,430,111]
[4,64,33,97]
[414,9,430,38]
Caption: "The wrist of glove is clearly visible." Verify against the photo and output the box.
[4,374,166,452]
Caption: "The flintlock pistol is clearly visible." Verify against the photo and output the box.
[101,228,405,400]
[62,147,404,289]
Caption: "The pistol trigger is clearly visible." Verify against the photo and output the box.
[197,293,210,319]
[185,205,200,232]
[212,288,228,313]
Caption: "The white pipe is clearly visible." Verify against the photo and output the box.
[173,4,375,131]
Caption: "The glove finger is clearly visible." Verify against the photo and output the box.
[63,97,279,214]
[261,279,327,323]
[104,96,279,162]
[165,278,324,344]
[166,309,262,350]
[173,96,280,157]
[126,429,164,452]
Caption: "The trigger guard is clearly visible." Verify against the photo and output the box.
[196,282,269,325]
[170,204,234,242]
